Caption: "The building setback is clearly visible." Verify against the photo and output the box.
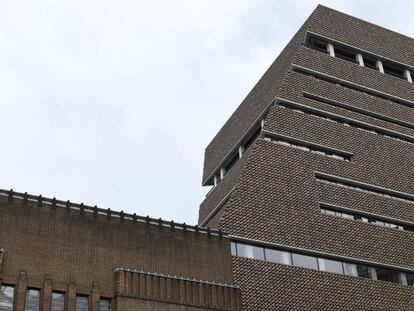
[1,4,414,311]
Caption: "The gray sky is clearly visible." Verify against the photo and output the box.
[1,0,413,224]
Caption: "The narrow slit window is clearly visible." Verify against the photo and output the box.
[383,63,405,79]
[308,38,328,54]
[334,46,357,63]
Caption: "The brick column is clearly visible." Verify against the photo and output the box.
[0,249,4,283]
[41,275,52,311]
[66,282,76,311]
[90,282,100,311]
[15,271,28,311]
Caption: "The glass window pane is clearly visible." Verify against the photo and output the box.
[0,286,14,311]
[375,268,399,283]
[25,289,40,311]
[230,242,237,256]
[75,296,88,311]
[51,292,65,311]
[318,258,343,274]
[343,262,358,277]
[406,273,414,286]
[356,264,370,278]
[292,253,318,270]
[264,249,291,265]
[236,244,264,260]
[99,299,111,311]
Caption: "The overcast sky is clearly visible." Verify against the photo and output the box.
[1,0,413,224]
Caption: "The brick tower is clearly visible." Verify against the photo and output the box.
[199,5,414,310]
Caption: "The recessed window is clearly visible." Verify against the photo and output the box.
[308,37,328,54]
[99,299,111,311]
[51,292,65,311]
[75,296,88,311]
[25,289,40,311]
[363,56,377,70]
[383,63,405,79]
[236,243,264,260]
[375,268,400,283]
[265,249,291,265]
[356,264,376,279]
[343,262,358,277]
[0,286,14,311]
[318,258,343,274]
[230,242,237,256]
[292,253,318,270]
[334,46,357,63]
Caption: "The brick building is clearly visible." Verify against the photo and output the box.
[2,5,414,310]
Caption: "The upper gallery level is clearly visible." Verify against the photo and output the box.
[202,5,414,187]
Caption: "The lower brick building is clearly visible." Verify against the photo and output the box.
[2,4,414,311]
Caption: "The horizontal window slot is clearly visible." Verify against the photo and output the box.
[320,203,414,232]
[275,98,414,146]
[303,92,414,130]
[231,241,414,287]
[315,172,414,204]
[292,64,414,111]
[262,131,352,161]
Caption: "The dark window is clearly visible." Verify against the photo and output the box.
[99,299,111,311]
[318,258,343,274]
[264,249,291,265]
[0,286,14,311]
[51,292,65,311]
[334,47,357,63]
[75,296,88,311]
[375,268,400,283]
[25,289,40,311]
[406,273,414,286]
[244,127,261,151]
[356,264,370,278]
[236,243,264,260]
[383,63,405,79]
[292,253,318,270]
[364,56,377,70]
[308,38,328,54]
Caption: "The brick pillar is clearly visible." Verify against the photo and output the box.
[15,272,28,311]
[41,275,52,311]
[0,249,5,282]
[66,282,76,311]
[90,282,100,311]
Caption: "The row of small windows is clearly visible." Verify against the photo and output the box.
[0,286,110,311]
[316,173,414,204]
[209,127,261,190]
[320,204,414,232]
[263,134,351,161]
[230,242,414,286]
[308,37,414,83]
[276,100,414,146]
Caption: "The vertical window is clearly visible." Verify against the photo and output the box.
[99,299,111,311]
[230,242,237,256]
[343,262,358,277]
[25,289,40,311]
[292,253,318,270]
[51,292,65,311]
[318,258,343,274]
[0,286,14,311]
[236,243,264,260]
[75,296,88,311]
[264,249,291,265]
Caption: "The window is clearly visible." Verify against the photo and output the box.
[383,63,405,79]
[406,273,414,286]
[375,268,400,284]
[99,299,111,311]
[343,262,358,277]
[292,253,318,270]
[356,264,377,279]
[318,258,343,274]
[363,56,377,70]
[236,243,264,260]
[51,292,65,311]
[308,37,328,54]
[0,286,14,311]
[75,296,88,311]
[25,289,40,311]
[230,242,237,256]
[265,249,291,265]
[334,46,357,63]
